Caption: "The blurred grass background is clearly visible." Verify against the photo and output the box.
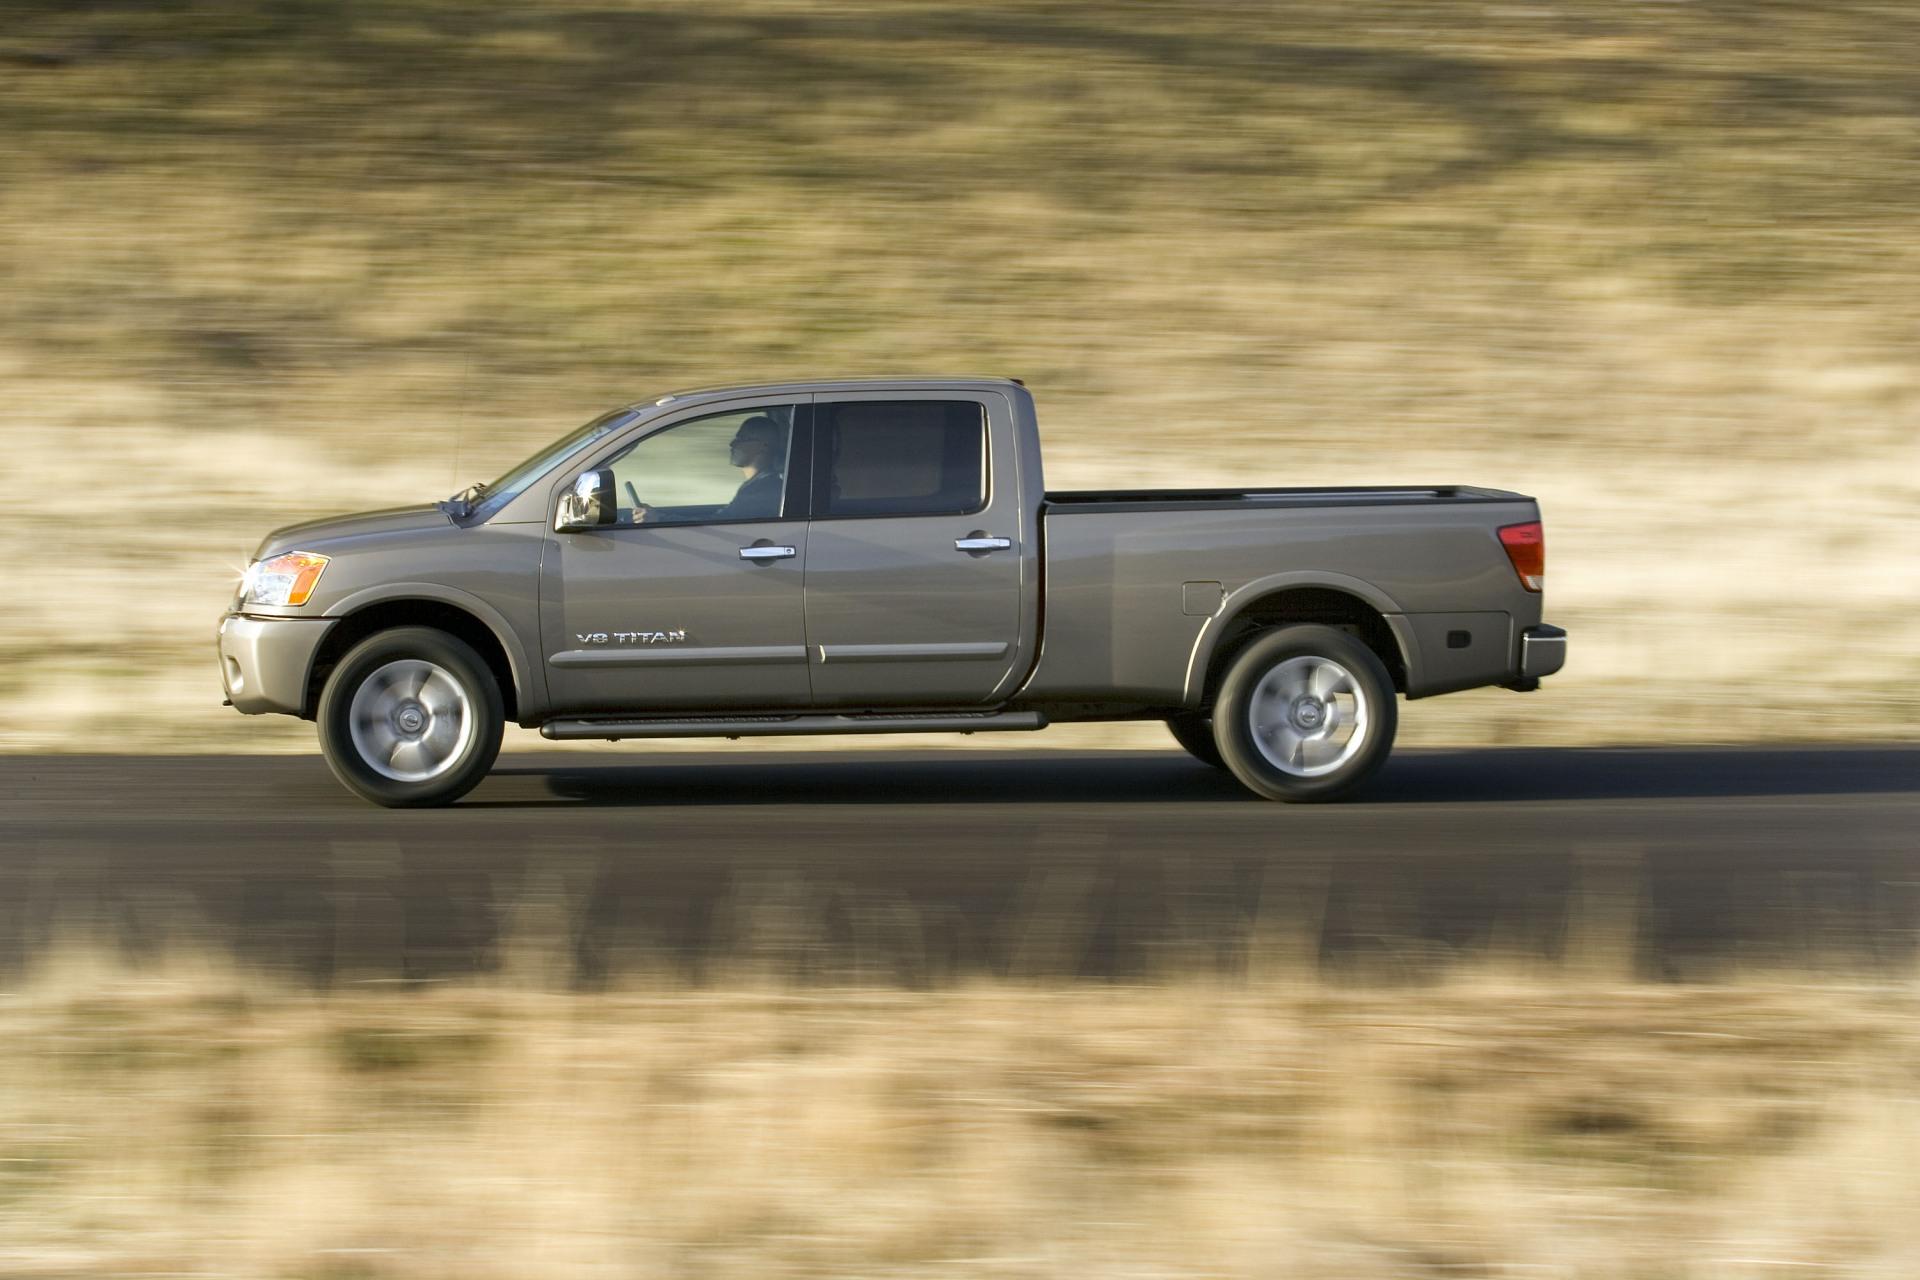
[1,0,1916,749]
[7,867,1920,1277]
[16,966,1920,1277]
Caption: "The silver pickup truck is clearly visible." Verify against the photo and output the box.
[218,377,1565,807]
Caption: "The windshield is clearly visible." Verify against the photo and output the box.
[467,407,642,515]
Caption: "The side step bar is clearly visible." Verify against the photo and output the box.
[540,710,1048,741]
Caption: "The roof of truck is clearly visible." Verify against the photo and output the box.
[631,376,1027,411]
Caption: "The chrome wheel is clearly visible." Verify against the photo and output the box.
[1249,655,1369,778]
[347,659,475,783]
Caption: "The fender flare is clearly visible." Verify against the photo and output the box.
[325,582,542,720]
[1181,570,1415,706]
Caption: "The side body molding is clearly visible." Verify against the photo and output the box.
[325,582,545,724]
[1180,570,1415,707]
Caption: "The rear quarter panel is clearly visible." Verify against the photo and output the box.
[1020,499,1542,706]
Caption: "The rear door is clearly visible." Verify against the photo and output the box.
[540,400,813,714]
[802,390,1028,707]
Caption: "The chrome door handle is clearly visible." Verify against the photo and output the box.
[954,536,1012,553]
[739,545,797,561]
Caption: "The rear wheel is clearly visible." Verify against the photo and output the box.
[1165,712,1226,770]
[1213,625,1397,802]
[317,627,503,808]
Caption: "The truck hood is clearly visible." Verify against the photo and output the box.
[254,505,454,559]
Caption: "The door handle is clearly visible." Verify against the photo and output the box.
[739,544,797,562]
[954,536,1012,553]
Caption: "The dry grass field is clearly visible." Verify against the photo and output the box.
[1,0,1916,751]
[6,945,1920,1278]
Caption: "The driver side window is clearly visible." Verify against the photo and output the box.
[603,405,798,526]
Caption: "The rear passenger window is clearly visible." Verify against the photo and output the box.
[814,400,986,518]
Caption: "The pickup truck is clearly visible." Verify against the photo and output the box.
[218,377,1566,807]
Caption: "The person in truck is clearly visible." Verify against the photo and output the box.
[632,415,786,524]
[719,416,788,518]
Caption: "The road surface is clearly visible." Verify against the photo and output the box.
[2,747,1914,985]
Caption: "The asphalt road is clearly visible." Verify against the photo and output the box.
[2,747,1915,986]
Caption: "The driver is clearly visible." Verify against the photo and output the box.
[631,415,787,523]
[713,415,786,520]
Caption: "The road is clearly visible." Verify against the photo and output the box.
[2,747,1915,985]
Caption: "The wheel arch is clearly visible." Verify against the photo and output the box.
[304,587,536,724]
[1183,574,1412,708]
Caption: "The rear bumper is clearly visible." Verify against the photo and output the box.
[1518,623,1568,680]
[217,614,334,715]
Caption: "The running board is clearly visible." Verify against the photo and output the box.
[539,710,1048,741]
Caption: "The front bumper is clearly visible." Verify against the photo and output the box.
[217,613,335,715]
[1519,623,1567,680]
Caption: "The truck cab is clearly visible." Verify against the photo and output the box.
[532,383,1041,715]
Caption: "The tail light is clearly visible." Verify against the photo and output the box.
[1498,521,1544,592]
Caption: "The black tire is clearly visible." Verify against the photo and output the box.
[317,627,504,808]
[1213,624,1398,802]
[1165,712,1227,770]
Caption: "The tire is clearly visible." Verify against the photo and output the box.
[317,626,504,808]
[1213,624,1397,802]
[1165,712,1227,770]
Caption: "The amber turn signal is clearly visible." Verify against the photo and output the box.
[242,552,331,607]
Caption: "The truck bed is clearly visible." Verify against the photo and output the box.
[1041,485,1526,514]
[1020,483,1545,707]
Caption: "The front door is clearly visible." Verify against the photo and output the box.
[541,402,812,713]
[802,392,1028,707]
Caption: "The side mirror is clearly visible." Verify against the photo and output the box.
[555,468,617,532]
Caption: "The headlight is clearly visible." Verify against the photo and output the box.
[241,552,331,607]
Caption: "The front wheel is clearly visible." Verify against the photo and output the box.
[1213,625,1397,802]
[317,627,504,808]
